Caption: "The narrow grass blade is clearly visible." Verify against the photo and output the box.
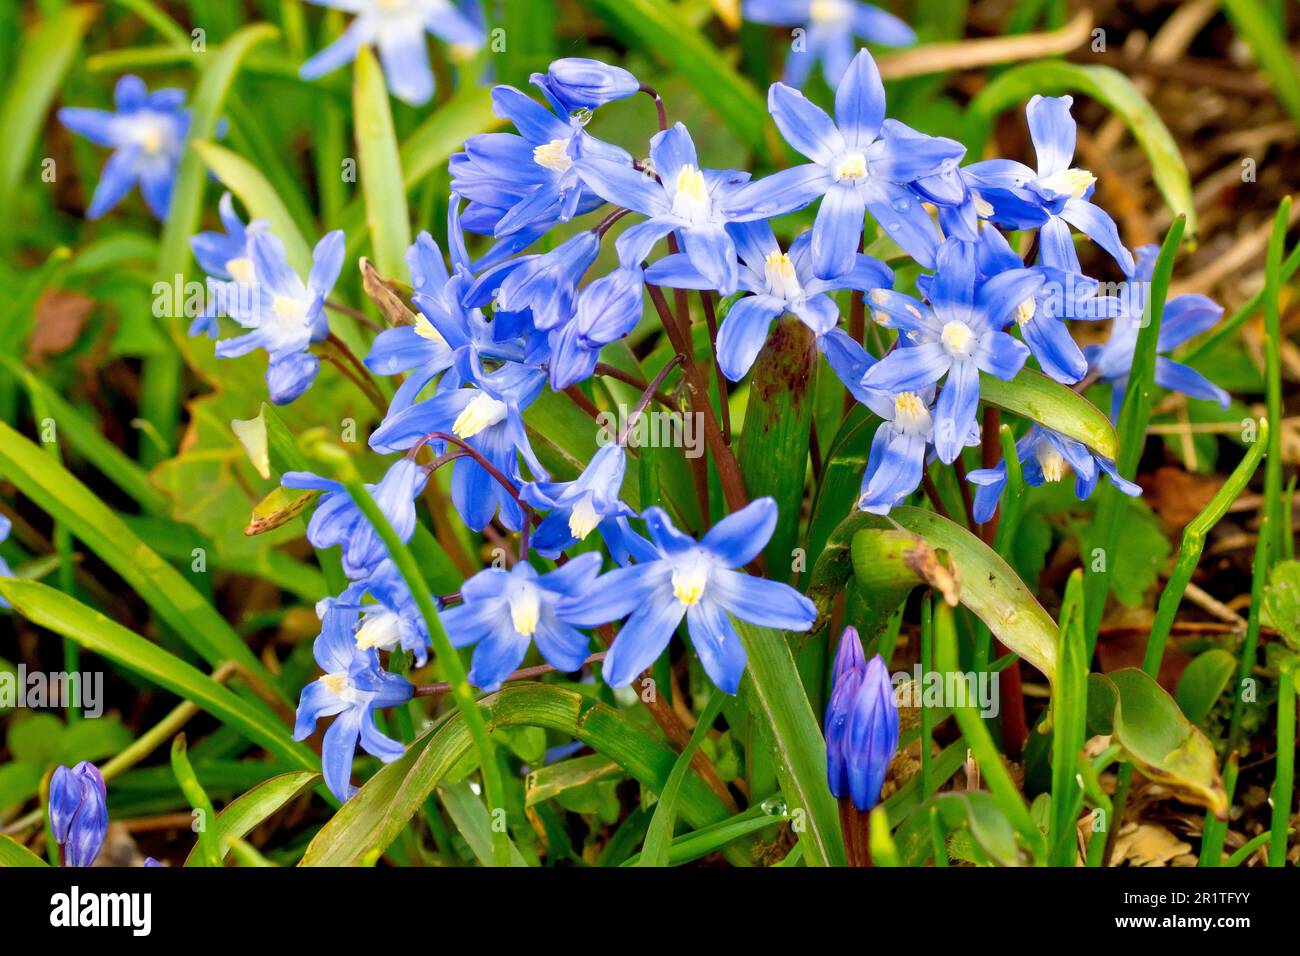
[1269,659,1296,866]
[183,771,320,866]
[352,46,411,282]
[171,733,223,867]
[639,688,726,866]
[1049,570,1087,866]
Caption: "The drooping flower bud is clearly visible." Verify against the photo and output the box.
[531,58,640,114]
[49,761,108,867]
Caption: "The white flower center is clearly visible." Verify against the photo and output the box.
[509,583,541,637]
[892,392,932,436]
[533,138,573,172]
[763,251,802,301]
[810,0,851,24]
[355,608,401,652]
[414,313,445,344]
[1035,443,1068,483]
[670,165,712,224]
[671,554,711,607]
[940,320,976,359]
[128,115,171,154]
[321,670,358,702]
[272,294,310,329]
[971,190,994,218]
[1015,298,1036,326]
[568,492,601,541]
[226,256,256,284]
[833,152,868,182]
[452,392,508,439]
[1039,167,1095,200]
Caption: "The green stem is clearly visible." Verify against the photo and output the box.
[1269,658,1296,867]
[344,479,511,866]
[1262,198,1290,563]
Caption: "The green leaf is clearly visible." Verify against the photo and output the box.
[621,802,791,867]
[439,781,531,867]
[192,139,312,274]
[1261,560,1300,650]
[352,46,411,282]
[0,421,283,696]
[1088,668,1227,819]
[1175,650,1237,727]
[1099,500,1170,608]
[1049,571,1088,866]
[966,61,1195,237]
[7,713,64,767]
[580,0,779,161]
[980,368,1117,460]
[1222,0,1300,130]
[0,5,95,224]
[738,319,816,582]
[158,22,281,284]
[639,688,727,866]
[931,792,1025,867]
[733,619,845,867]
[831,507,1058,684]
[525,754,625,807]
[184,771,320,866]
[171,734,222,868]
[0,835,49,868]
[0,579,317,774]
[300,683,733,866]
[340,85,500,259]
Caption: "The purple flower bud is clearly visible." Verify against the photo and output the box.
[531,58,640,113]
[825,644,899,812]
[49,762,108,867]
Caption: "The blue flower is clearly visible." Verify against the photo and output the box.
[0,513,13,610]
[1085,245,1231,416]
[861,238,1042,462]
[743,0,915,89]
[825,628,898,811]
[562,498,817,694]
[282,458,427,579]
[857,385,947,514]
[294,599,413,801]
[214,229,345,404]
[546,266,645,390]
[735,50,964,276]
[364,224,525,411]
[521,443,637,558]
[468,230,600,331]
[369,360,548,532]
[345,560,432,666]
[576,123,758,293]
[531,58,641,113]
[964,95,1135,276]
[972,225,1097,384]
[451,85,630,244]
[966,424,1141,523]
[647,220,893,379]
[442,552,604,691]
[49,762,108,867]
[58,75,190,220]
[299,0,485,106]
[188,192,267,338]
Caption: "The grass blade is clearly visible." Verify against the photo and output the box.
[639,688,726,866]
[183,771,320,866]
[352,46,411,282]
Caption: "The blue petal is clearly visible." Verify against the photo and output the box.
[811,183,866,279]
[709,569,817,631]
[600,589,685,688]
[576,157,667,217]
[932,358,981,463]
[701,496,778,567]
[728,164,830,221]
[300,21,366,80]
[834,49,886,149]
[768,82,845,164]
[1060,199,1135,275]
[974,329,1030,380]
[686,599,747,694]
[861,340,950,393]
[321,707,363,801]
[716,294,784,380]
[1155,357,1231,408]
[1026,95,1077,175]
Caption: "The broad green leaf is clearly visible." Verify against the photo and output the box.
[0,835,49,868]
[0,421,282,694]
[184,771,320,866]
[639,688,726,866]
[340,84,499,250]
[826,507,1058,683]
[581,0,779,161]
[1088,668,1227,818]
[353,46,411,282]
[439,781,531,867]
[931,792,1025,867]
[192,139,312,274]
[525,754,625,807]
[1261,560,1300,650]
[980,368,1117,460]
[158,22,281,284]
[300,683,734,866]
[738,318,816,582]
[966,61,1195,237]
[171,734,222,868]
[0,5,95,224]
[733,619,845,867]
[0,355,169,515]
[0,579,316,773]
[1175,650,1237,727]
